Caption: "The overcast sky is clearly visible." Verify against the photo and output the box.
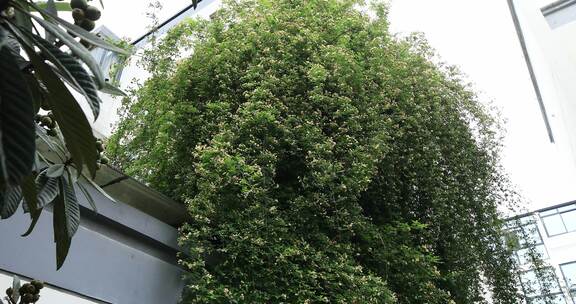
[92,0,576,213]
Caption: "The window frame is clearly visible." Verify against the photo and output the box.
[560,261,576,303]
[539,204,576,237]
[519,267,566,302]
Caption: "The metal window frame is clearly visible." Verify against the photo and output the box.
[539,206,576,237]
[520,267,566,301]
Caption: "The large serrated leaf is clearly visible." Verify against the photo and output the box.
[53,176,80,269]
[23,170,59,213]
[53,188,71,270]
[20,174,43,237]
[21,208,43,237]
[32,34,101,118]
[61,175,80,237]
[0,28,7,50]
[35,124,67,160]
[23,11,106,89]
[21,42,99,179]
[20,174,38,211]
[36,171,60,208]
[0,47,36,187]
[0,186,22,219]
[24,1,129,55]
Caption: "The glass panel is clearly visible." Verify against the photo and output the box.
[518,223,543,246]
[546,275,562,294]
[542,214,567,236]
[517,245,549,265]
[521,270,540,297]
[561,262,576,290]
[561,210,576,232]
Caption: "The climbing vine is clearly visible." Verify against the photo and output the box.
[110,0,527,302]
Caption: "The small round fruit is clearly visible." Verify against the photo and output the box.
[96,141,104,152]
[70,0,87,10]
[40,116,53,126]
[25,284,36,294]
[6,287,13,296]
[31,280,44,290]
[33,294,40,302]
[84,6,101,21]
[99,156,109,165]
[23,293,34,303]
[47,129,57,137]
[79,19,95,31]
[72,8,85,21]
[35,114,42,122]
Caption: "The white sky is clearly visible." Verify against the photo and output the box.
[93,0,576,213]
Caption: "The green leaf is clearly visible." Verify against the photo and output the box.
[22,43,99,179]
[14,7,33,33]
[0,47,36,188]
[100,81,127,97]
[77,181,97,212]
[44,0,58,44]
[33,170,59,210]
[53,190,71,270]
[83,174,118,203]
[35,124,67,161]
[61,175,80,237]
[21,207,43,237]
[31,34,101,118]
[20,174,42,237]
[0,28,6,50]
[20,174,38,211]
[24,1,129,55]
[0,186,22,219]
[46,164,66,177]
[53,176,80,269]
[23,11,107,89]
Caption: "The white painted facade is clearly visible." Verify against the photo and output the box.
[512,0,576,170]
[505,1,576,302]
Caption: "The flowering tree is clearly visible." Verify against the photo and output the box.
[110,0,522,303]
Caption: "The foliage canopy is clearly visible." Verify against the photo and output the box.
[110,0,521,302]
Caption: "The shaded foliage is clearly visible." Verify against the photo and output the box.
[110,0,522,302]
